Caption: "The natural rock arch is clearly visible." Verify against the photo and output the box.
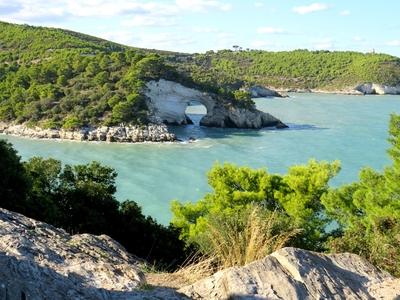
[145,79,286,129]
[185,101,207,125]
[145,79,214,125]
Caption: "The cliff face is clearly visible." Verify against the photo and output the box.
[0,208,398,299]
[145,79,215,125]
[145,79,287,129]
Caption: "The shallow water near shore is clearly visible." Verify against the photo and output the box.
[3,93,400,224]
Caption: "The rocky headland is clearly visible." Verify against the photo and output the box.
[1,80,397,144]
[0,80,287,143]
[0,208,399,300]
[145,79,287,129]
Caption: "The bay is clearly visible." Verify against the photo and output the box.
[2,93,399,224]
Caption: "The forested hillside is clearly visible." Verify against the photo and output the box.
[1,21,400,130]
[0,22,253,129]
[0,22,185,129]
[176,49,400,90]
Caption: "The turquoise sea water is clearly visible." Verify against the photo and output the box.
[2,93,399,224]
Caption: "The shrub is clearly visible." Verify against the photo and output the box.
[328,220,400,277]
[62,115,83,129]
[233,90,254,107]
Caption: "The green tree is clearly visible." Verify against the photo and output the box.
[171,160,340,251]
[94,71,108,85]
[114,200,187,268]
[135,54,165,79]
[55,161,119,234]
[57,75,68,86]
[23,157,62,222]
[85,61,100,77]
[322,114,400,276]
[275,160,340,249]
[0,140,30,212]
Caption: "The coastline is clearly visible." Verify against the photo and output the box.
[275,83,400,96]
[0,122,177,144]
[1,87,397,145]
[0,132,181,145]
[281,89,364,95]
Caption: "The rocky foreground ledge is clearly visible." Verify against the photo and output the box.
[0,208,399,300]
[0,122,177,143]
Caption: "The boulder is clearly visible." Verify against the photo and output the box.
[247,85,285,98]
[179,247,399,299]
[0,208,186,300]
[0,208,143,299]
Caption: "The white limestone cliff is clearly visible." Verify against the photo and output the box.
[145,79,215,125]
[145,79,287,129]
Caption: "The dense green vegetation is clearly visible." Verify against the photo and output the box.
[2,21,400,131]
[175,49,400,90]
[171,159,340,252]
[0,22,254,129]
[0,139,187,268]
[172,114,400,275]
[0,21,179,128]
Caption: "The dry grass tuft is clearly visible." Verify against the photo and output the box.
[146,253,216,289]
[146,206,300,289]
[205,206,301,268]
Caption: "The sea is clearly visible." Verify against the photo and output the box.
[3,93,399,224]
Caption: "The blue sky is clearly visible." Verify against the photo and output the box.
[1,0,400,56]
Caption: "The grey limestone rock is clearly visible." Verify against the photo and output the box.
[0,209,399,300]
[179,247,399,300]
[0,208,186,300]
[247,85,285,98]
